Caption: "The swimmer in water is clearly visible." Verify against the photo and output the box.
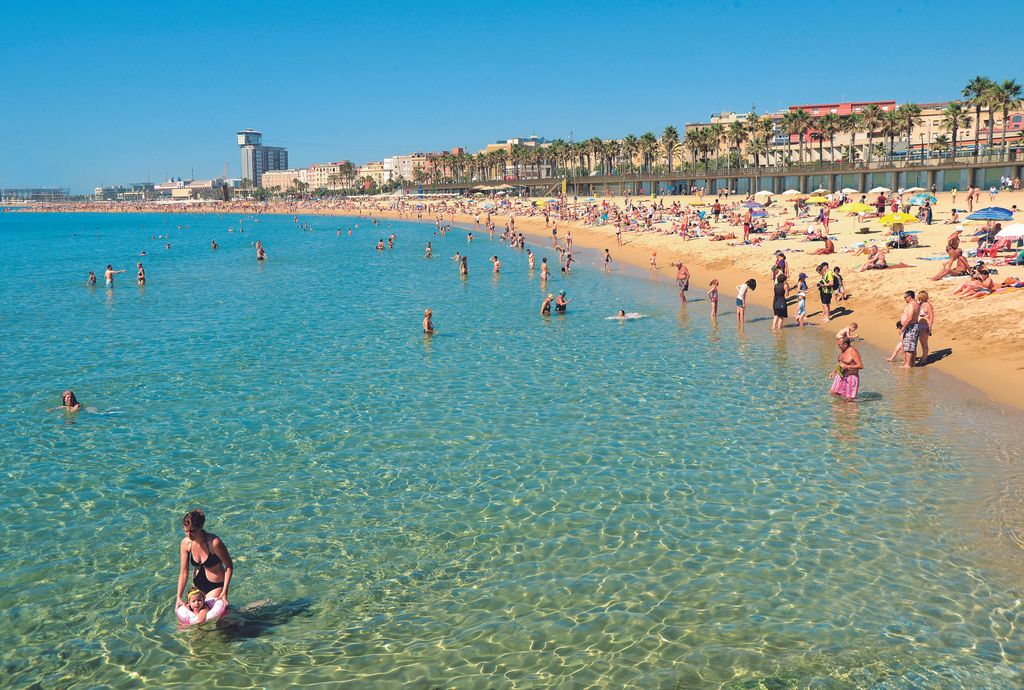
[423,308,434,334]
[527,249,535,270]
[388,234,395,249]
[137,262,145,285]
[491,256,501,274]
[211,240,218,250]
[376,239,385,251]
[255,242,267,261]
[555,290,570,312]
[460,256,468,276]
[87,271,97,286]
[50,390,81,412]
[425,242,432,258]
[541,293,554,315]
[540,257,551,281]
[183,588,213,624]
[104,264,126,286]
[616,310,626,318]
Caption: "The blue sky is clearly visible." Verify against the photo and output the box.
[1,0,1017,193]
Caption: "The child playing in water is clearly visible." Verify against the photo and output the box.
[707,279,719,318]
[184,588,212,624]
[836,323,858,341]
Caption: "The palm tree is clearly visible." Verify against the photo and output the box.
[882,109,902,157]
[930,135,951,153]
[789,109,812,164]
[779,111,798,165]
[493,150,508,180]
[940,102,971,159]
[621,134,639,174]
[992,79,1023,158]
[860,104,884,166]
[842,112,864,163]
[602,140,621,175]
[727,121,749,167]
[897,103,923,159]
[753,116,776,168]
[962,76,995,158]
[661,126,679,174]
[585,137,602,174]
[639,132,658,173]
[684,130,701,170]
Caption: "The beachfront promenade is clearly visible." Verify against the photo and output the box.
[426,155,1024,198]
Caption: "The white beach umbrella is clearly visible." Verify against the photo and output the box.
[996,223,1024,239]
[783,189,802,195]
[841,187,860,194]
[904,186,926,193]
[754,190,774,196]
[810,187,829,194]
[868,186,891,193]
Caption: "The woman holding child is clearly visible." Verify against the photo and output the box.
[176,509,233,610]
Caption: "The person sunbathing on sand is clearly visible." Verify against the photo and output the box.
[930,248,970,280]
[811,237,835,255]
[858,246,888,271]
[953,269,995,297]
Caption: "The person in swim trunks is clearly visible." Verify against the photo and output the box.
[176,509,232,610]
[898,290,921,368]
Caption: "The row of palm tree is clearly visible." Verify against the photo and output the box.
[321,78,1022,190]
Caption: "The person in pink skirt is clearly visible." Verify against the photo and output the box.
[829,338,863,399]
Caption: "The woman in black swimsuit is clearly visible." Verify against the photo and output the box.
[176,509,233,610]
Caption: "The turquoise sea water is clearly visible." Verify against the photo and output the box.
[2,211,1023,689]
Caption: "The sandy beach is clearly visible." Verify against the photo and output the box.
[17,188,1024,409]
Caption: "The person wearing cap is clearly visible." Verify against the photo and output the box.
[555,290,570,313]
[771,251,789,293]
[816,262,837,322]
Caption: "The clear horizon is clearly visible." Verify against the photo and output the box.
[1,0,1018,193]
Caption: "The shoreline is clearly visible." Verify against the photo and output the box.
[14,193,1024,412]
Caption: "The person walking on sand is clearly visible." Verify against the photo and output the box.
[736,278,756,324]
[673,262,690,303]
[829,338,863,399]
[898,290,921,368]
[708,279,719,319]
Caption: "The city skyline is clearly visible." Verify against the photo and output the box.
[1,0,1019,193]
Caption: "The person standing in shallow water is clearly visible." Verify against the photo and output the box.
[422,308,434,334]
[736,278,755,324]
[176,509,232,610]
[829,337,863,399]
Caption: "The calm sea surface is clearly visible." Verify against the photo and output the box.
[2,211,1023,689]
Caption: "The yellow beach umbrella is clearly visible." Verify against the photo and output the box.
[839,202,874,212]
[879,212,918,225]
[805,196,829,204]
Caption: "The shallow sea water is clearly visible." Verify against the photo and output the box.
[1,211,1023,689]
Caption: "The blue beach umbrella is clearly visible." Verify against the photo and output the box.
[967,207,1014,221]
[908,194,937,205]
[741,201,764,209]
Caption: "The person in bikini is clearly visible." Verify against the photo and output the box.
[176,509,232,610]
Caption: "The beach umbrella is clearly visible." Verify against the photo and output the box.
[904,186,926,193]
[868,186,891,193]
[840,187,860,194]
[967,206,1014,221]
[879,212,918,225]
[751,209,768,217]
[741,201,764,209]
[838,202,874,212]
[754,190,774,196]
[783,189,802,195]
[996,223,1024,239]
[810,188,830,194]
[805,196,829,204]
[908,194,938,206]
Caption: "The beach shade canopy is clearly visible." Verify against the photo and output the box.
[754,190,774,196]
[880,212,918,225]
[838,202,874,212]
[967,206,1014,221]
[996,223,1024,239]
[908,194,938,205]
[904,186,926,193]
[741,201,764,208]
[805,196,829,204]
[783,189,802,195]
[868,186,892,193]
[810,188,830,194]
[751,209,769,217]
[840,187,860,194]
